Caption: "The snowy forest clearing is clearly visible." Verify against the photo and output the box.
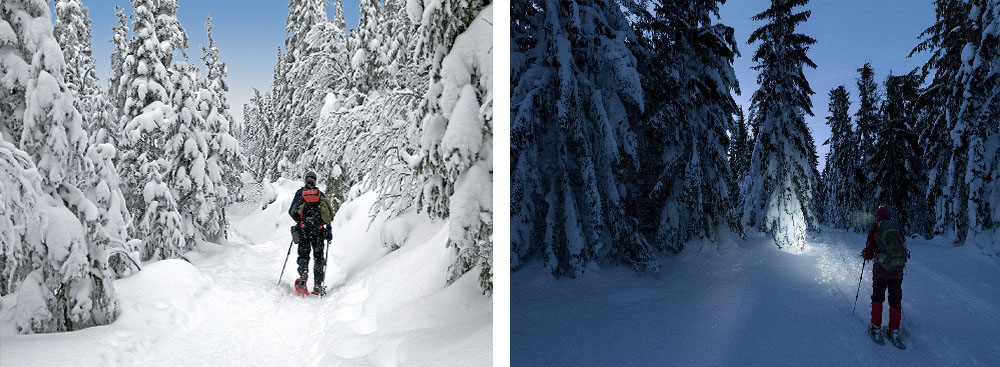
[1,179,492,366]
[511,229,1000,366]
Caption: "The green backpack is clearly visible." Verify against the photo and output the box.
[875,219,907,271]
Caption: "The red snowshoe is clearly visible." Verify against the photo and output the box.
[293,278,310,296]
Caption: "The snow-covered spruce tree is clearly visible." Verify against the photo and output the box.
[108,5,130,115]
[511,0,654,276]
[960,0,1000,247]
[412,0,493,293]
[350,0,386,93]
[871,72,923,234]
[262,47,287,181]
[912,0,974,238]
[199,15,246,219]
[822,85,859,229]
[241,88,272,179]
[54,1,124,179]
[633,0,741,251]
[166,61,215,244]
[1,0,123,333]
[742,0,820,252]
[53,0,132,254]
[730,108,752,202]
[274,0,326,177]
[118,0,187,260]
[381,0,421,90]
[853,62,881,222]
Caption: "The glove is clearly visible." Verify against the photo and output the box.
[323,225,332,241]
[860,249,873,260]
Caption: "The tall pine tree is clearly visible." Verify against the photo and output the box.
[511,0,654,276]
[742,0,819,252]
[854,62,881,222]
[872,72,923,234]
[634,0,741,251]
[912,0,974,237]
[959,0,1000,246]
[822,85,858,229]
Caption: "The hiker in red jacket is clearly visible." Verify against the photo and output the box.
[861,205,910,347]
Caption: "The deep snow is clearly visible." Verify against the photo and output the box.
[0,179,491,366]
[511,228,1000,366]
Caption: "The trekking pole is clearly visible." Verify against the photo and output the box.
[277,240,294,286]
[323,238,331,278]
[853,259,867,315]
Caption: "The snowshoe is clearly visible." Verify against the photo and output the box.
[884,328,906,349]
[293,278,310,296]
[868,324,884,345]
[311,285,327,297]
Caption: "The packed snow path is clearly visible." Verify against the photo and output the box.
[1,181,491,367]
[512,228,1000,366]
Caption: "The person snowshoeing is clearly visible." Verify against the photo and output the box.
[289,170,335,295]
[860,205,910,347]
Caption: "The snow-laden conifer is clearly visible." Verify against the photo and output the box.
[959,0,1000,248]
[511,0,653,275]
[414,1,492,293]
[871,73,923,234]
[742,0,820,252]
[634,0,742,251]
[1,0,121,333]
[822,86,859,229]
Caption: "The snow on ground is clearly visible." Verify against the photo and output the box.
[1,178,491,367]
[511,227,1000,366]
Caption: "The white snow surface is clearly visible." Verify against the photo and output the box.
[512,228,1000,366]
[1,179,491,366]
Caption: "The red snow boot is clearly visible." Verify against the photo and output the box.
[889,307,902,330]
[871,302,883,326]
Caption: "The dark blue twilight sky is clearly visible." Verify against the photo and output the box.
[719,0,936,170]
[54,0,363,131]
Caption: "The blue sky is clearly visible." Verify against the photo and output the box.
[719,0,936,170]
[58,0,363,130]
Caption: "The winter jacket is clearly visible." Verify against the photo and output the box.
[289,185,336,230]
[862,220,906,280]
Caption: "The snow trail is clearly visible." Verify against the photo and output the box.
[512,227,1000,366]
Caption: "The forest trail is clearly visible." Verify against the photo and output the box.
[512,227,1000,366]
[1,180,492,367]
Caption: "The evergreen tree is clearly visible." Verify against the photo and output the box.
[51,0,133,280]
[1,0,121,333]
[199,14,246,217]
[242,88,271,179]
[511,0,653,276]
[742,0,819,252]
[108,6,130,114]
[350,0,386,93]
[416,1,493,293]
[275,0,327,177]
[55,0,120,148]
[730,108,752,201]
[960,0,1000,245]
[912,0,974,237]
[167,61,213,244]
[634,0,741,251]
[872,72,923,234]
[854,62,882,220]
[118,0,186,260]
[822,85,858,229]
